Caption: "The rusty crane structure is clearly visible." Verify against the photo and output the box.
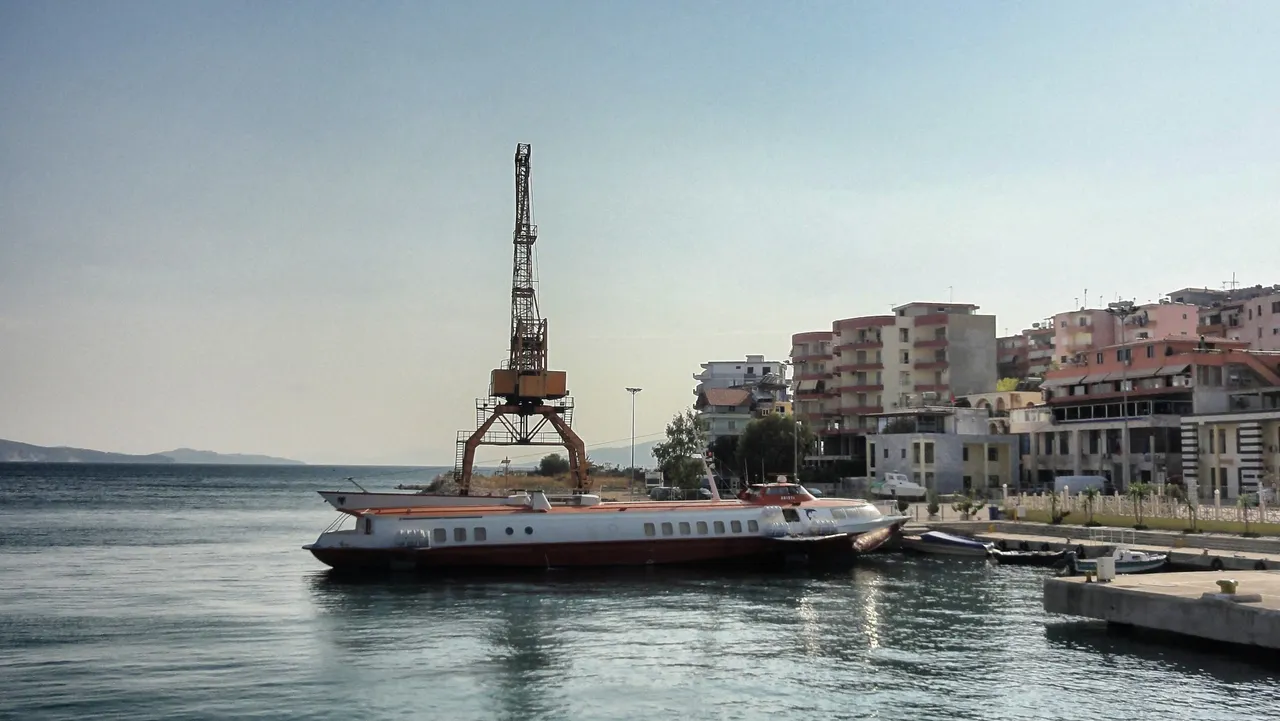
[453,144,588,494]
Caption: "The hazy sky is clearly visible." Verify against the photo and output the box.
[2,2,1278,465]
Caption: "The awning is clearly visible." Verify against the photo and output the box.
[1078,373,1110,384]
[1156,363,1191,376]
[1041,374,1086,388]
[796,379,818,392]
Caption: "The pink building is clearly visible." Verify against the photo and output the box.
[1201,290,1280,351]
[1052,302,1198,366]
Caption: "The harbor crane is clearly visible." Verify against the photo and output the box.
[453,144,588,494]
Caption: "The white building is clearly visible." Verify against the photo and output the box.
[693,355,790,398]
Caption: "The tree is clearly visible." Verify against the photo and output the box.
[537,453,570,476]
[652,408,708,490]
[708,435,740,473]
[1082,487,1100,527]
[996,377,1020,392]
[737,414,815,484]
[1128,482,1152,528]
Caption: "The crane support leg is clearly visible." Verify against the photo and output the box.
[459,404,591,496]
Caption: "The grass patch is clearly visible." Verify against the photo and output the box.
[1014,509,1280,537]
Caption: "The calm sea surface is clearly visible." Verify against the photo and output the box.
[1,463,1277,721]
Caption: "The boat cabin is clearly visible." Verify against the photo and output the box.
[738,482,816,505]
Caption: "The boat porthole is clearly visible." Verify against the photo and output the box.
[505,527,514,536]
[1255,560,1267,571]
[1211,558,1224,571]
[525,527,533,535]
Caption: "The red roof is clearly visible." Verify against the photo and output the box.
[699,388,752,407]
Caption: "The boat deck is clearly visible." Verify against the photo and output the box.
[348,497,882,518]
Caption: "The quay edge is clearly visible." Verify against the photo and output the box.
[1044,571,1280,651]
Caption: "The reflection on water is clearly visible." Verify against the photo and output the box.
[4,465,1280,721]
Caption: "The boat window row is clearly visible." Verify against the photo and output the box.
[642,519,759,537]
[420,525,534,543]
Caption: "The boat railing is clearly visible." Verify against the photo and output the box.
[1087,526,1135,547]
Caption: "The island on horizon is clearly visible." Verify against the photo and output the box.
[0,438,305,465]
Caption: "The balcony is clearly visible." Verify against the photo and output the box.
[913,313,950,327]
[795,372,830,381]
[796,390,826,400]
[834,363,883,374]
[913,360,948,370]
[913,384,949,393]
[913,338,948,348]
[839,384,884,393]
[791,352,830,362]
[835,340,883,353]
[843,405,885,415]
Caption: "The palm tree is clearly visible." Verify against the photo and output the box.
[1082,487,1100,526]
[1127,482,1152,529]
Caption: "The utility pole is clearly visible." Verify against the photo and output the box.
[626,387,642,485]
[794,419,801,483]
[1105,300,1137,491]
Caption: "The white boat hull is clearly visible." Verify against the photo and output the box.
[900,536,990,557]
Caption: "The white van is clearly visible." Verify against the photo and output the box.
[872,472,928,499]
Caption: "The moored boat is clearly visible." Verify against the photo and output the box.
[989,548,1066,567]
[304,483,909,573]
[899,530,992,557]
[1066,546,1167,575]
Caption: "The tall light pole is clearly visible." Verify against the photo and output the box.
[626,387,642,485]
[794,420,801,483]
[1105,300,1136,491]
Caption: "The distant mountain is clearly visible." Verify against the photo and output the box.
[0,438,174,464]
[159,448,305,465]
[0,439,305,465]
[584,440,659,469]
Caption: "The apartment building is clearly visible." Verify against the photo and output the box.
[791,302,997,462]
[997,324,1055,379]
[1181,401,1280,501]
[692,355,789,397]
[1035,335,1280,495]
[692,355,791,444]
[1052,302,1198,366]
[1199,290,1280,351]
[865,407,1020,495]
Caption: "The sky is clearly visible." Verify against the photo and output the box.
[1,2,1278,465]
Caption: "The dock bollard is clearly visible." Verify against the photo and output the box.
[1216,579,1238,595]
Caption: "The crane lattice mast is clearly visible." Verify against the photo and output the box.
[452,144,588,494]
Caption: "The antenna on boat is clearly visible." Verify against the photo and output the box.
[345,476,368,493]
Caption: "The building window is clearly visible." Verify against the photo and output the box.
[1096,352,1103,364]
[1089,430,1100,455]
[1059,432,1070,455]
[661,522,674,536]
[1218,429,1226,453]
[747,520,759,532]
[884,448,889,459]
[679,521,691,535]
[644,522,656,537]
[1146,345,1154,358]
[924,472,934,487]
[913,444,921,463]
[901,351,910,364]
[900,328,910,342]
[433,528,447,543]
[474,527,487,541]
[988,446,998,462]
[924,443,935,464]
[901,448,907,459]
[713,521,725,534]
[1206,429,1214,454]
[962,446,969,462]
[731,520,743,533]
[1271,300,1280,313]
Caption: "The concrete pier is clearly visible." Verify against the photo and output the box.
[1044,571,1280,650]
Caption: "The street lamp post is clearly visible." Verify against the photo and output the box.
[626,387,642,486]
[1105,300,1136,491]
[794,420,801,483]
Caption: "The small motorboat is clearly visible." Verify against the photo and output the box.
[899,530,992,557]
[989,548,1066,567]
[1066,546,1167,575]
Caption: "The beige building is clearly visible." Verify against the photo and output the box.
[792,302,997,462]
[1181,403,1280,500]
